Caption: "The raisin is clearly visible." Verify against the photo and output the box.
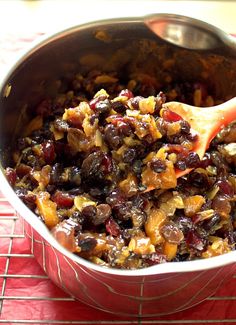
[78,237,97,252]
[93,204,111,225]
[42,140,56,164]
[150,158,166,173]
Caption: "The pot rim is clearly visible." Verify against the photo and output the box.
[0,14,235,277]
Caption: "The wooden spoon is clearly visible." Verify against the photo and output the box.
[144,97,236,192]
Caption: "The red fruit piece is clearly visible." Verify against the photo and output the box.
[105,217,121,237]
[5,167,17,186]
[89,95,107,110]
[186,230,205,251]
[118,89,134,99]
[162,108,183,122]
[42,140,56,164]
[216,179,234,197]
[52,191,74,208]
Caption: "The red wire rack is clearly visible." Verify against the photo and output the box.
[0,192,236,325]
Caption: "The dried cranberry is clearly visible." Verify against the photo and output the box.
[105,217,121,236]
[42,140,56,164]
[186,230,205,251]
[174,216,193,235]
[52,191,74,208]
[5,167,17,186]
[167,144,188,155]
[162,108,183,122]
[118,89,134,99]
[89,95,107,110]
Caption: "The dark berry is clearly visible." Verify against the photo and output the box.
[185,152,200,168]
[53,119,69,132]
[175,160,187,171]
[93,204,111,225]
[130,96,144,109]
[95,99,111,114]
[180,120,191,134]
[78,237,97,252]
[68,167,81,186]
[112,101,127,114]
[123,148,136,163]
[81,205,97,219]
[150,158,166,173]
[104,124,122,149]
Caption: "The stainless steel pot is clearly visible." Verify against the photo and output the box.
[0,14,236,317]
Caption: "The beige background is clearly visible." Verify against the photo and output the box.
[0,0,235,35]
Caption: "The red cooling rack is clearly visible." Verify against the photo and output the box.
[1,32,236,325]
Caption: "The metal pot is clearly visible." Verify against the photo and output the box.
[0,14,236,317]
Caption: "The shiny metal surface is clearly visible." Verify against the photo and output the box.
[0,14,236,316]
[145,13,236,52]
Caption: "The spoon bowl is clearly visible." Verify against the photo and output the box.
[144,97,236,192]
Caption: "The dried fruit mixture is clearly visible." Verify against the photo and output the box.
[4,71,236,269]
